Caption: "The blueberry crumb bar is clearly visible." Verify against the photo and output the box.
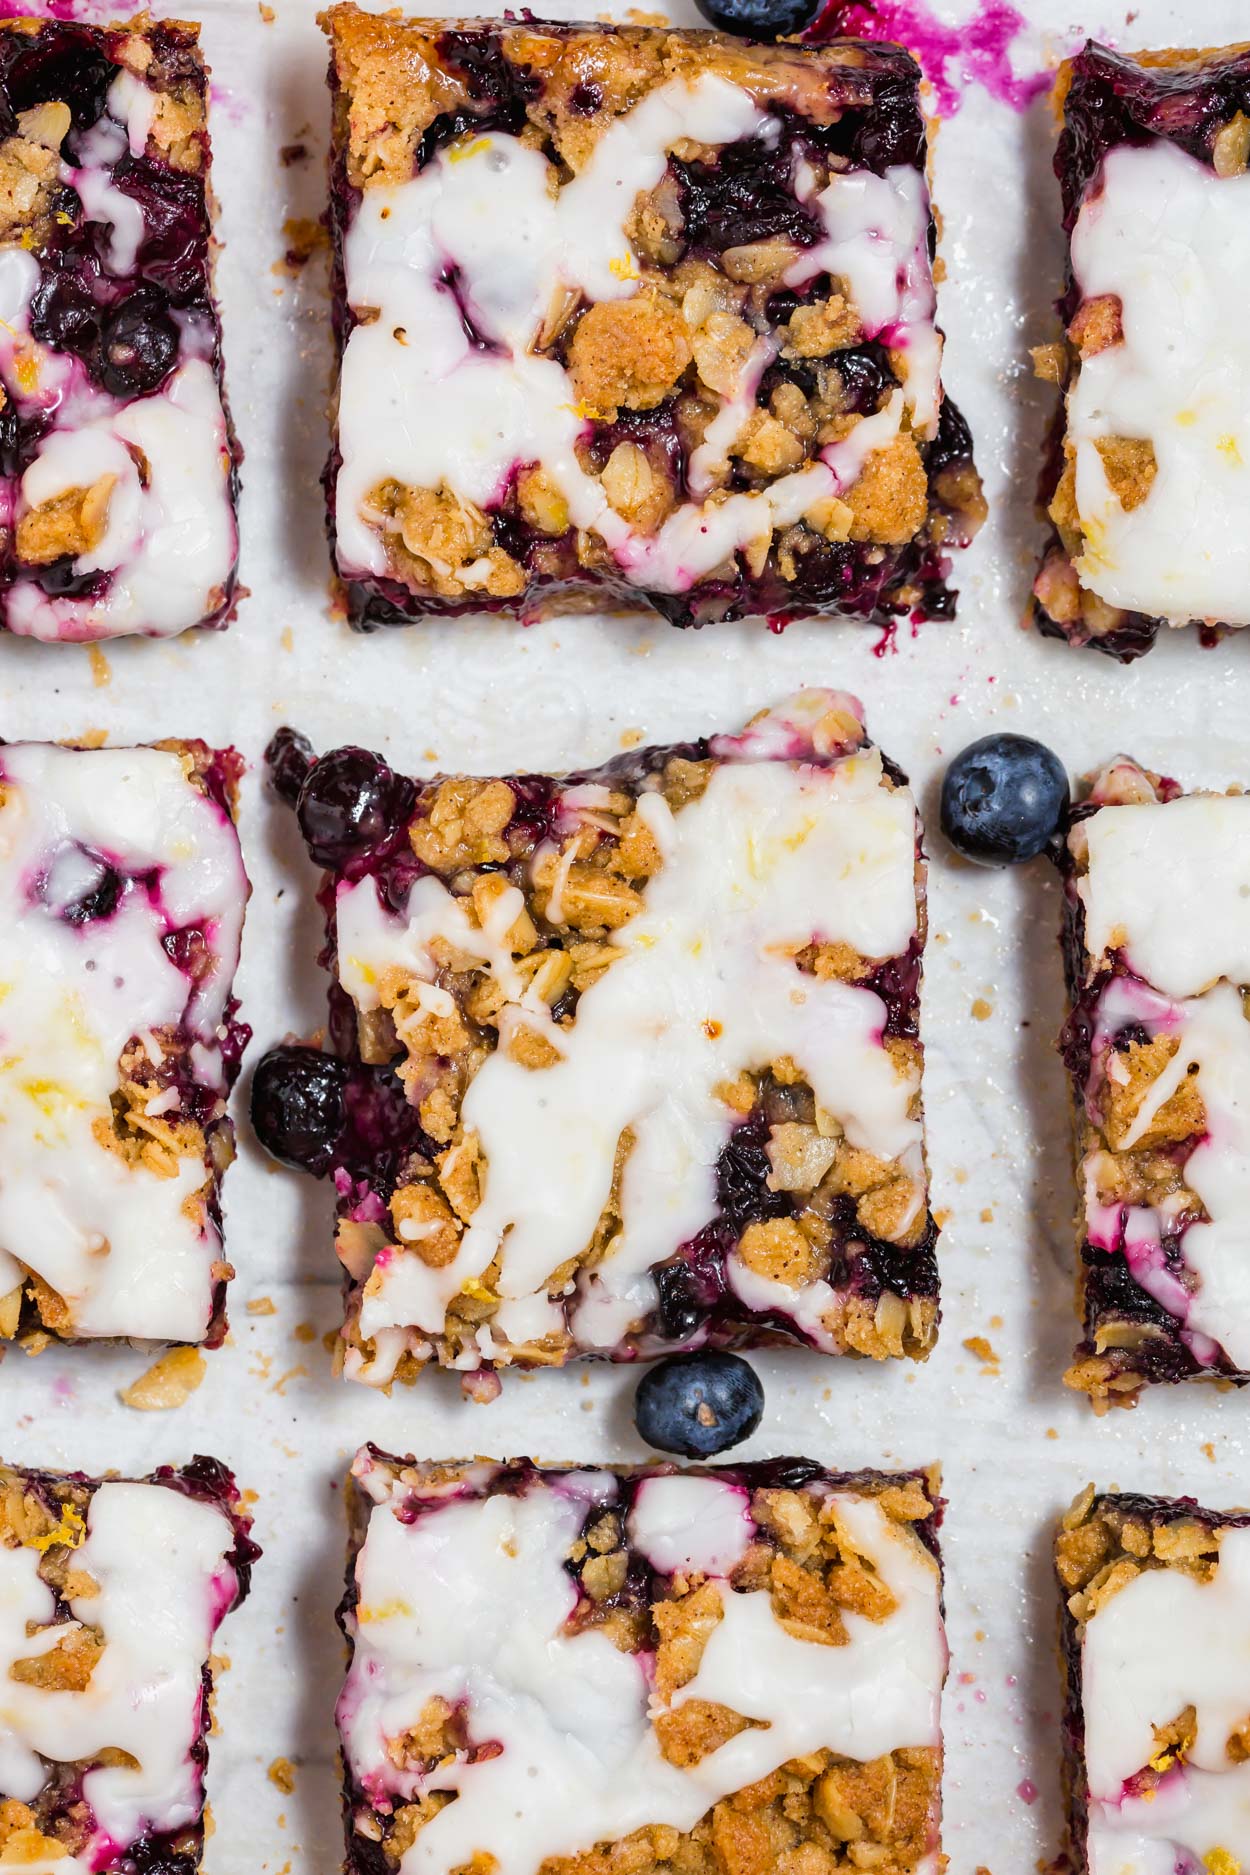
[1060,756,1250,1410]
[270,689,937,1386]
[0,1455,258,1872]
[338,1448,946,1874]
[1035,40,1250,661]
[0,16,240,642]
[1057,1484,1250,1874]
[323,6,983,630]
[0,739,250,1351]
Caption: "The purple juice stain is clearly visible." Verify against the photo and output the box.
[808,0,1053,117]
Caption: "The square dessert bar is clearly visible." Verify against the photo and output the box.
[338,1449,946,1874]
[0,739,250,1351]
[276,689,937,1387]
[0,17,239,642]
[0,1455,257,1872]
[1059,756,1250,1411]
[323,6,983,630]
[1035,40,1250,660]
[1056,1485,1250,1875]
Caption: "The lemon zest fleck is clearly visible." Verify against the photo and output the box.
[357,1597,413,1623]
[460,1277,498,1305]
[1205,1851,1241,1875]
[448,137,491,164]
[608,254,639,281]
[21,1079,87,1117]
[29,1504,85,1553]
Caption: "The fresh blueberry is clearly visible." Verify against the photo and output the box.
[296,747,414,869]
[97,294,179,398]
[634,1351,764,1458]
[265,726,315,809]
[940,733,1069,866]
[691,0,819,39]
[250,1044,347,1176]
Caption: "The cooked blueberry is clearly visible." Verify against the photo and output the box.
[98,295,179,397]
[676,138,819,249]
[62,865,122,925]
[940,734,1069,866]
[265,726,316,809]
[30,271,99,358]
[653,1261,705,1342]
[35,556,106,599]
[634,1351,764,1458]
[250,1044,347,1176]
[691,0,818,40]
[296,747,414,868]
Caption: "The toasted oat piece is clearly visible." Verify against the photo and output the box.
[0,1456,258,1870]
[1058,756,1250,1410]
[0,16,240,641]
[1056,1484,1250,1872]
[0,740,250,1351]
[264,689,938,1387]
[1034,40,1250,660]
[338,1449,945,1873]
[322,6,982,631]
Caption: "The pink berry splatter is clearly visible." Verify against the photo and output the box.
[808,0,1053,116]
[1017,1778,1039,1804]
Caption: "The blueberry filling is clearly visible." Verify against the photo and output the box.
[413,28,539,164]
[35,556,109,600]
[61,861,122,925]
[673,125,822,251]
[0,30,113,133]
[98,289,180,398]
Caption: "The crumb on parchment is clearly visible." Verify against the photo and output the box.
[119,1345,205,1410]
